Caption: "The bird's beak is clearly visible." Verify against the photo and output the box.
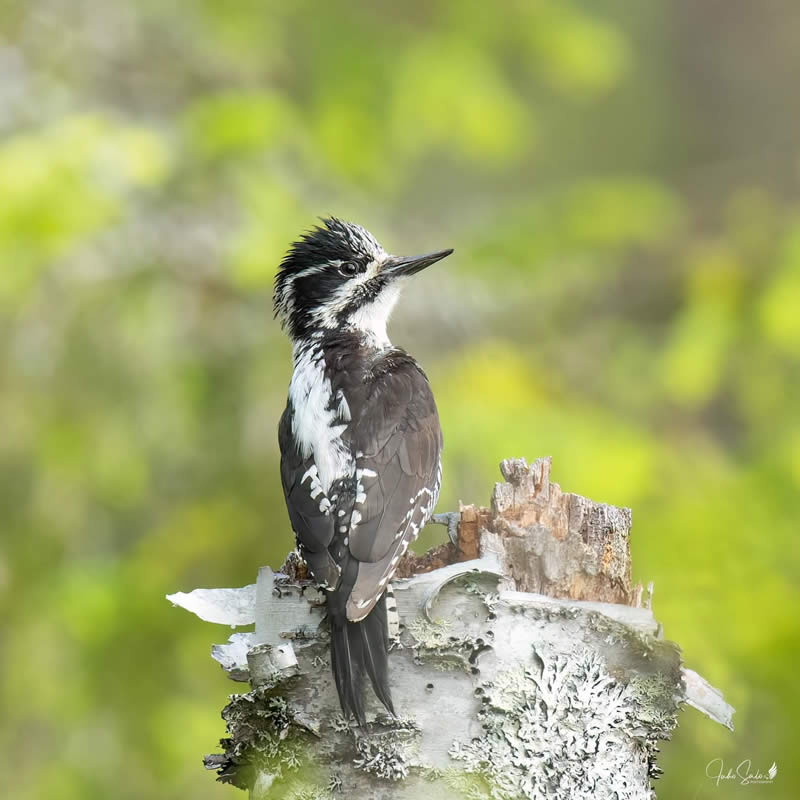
[383,248,454,277]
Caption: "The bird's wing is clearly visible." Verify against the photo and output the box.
[278,406,341,589]
[345,359,442,621]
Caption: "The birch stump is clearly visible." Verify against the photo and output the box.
[168,457,733,800]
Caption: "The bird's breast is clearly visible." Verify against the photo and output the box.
[288,345,353,494]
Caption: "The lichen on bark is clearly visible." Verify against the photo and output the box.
[449,643,679,799]
[170,456,733,799]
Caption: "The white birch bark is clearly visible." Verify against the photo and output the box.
[168,457,733,799]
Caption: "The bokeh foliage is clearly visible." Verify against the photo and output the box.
[1,1,798,798]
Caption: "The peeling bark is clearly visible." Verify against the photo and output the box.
[168,457,733,799]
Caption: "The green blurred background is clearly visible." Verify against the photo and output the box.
[1,1,798,798]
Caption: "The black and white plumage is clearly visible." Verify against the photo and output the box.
[274,218,452,724]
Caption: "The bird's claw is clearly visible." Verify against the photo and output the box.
[431,511,460,546]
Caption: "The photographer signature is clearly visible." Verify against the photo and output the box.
[706,758,777,786]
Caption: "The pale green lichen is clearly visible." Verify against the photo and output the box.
[351,716,420,782]
[283,781,334,800]
[352,737,409,781]
[450,572,499,599]
[449,644,679,799]
[407,617,487,672]
[330,713,352,734]
[586,611,663,660]
[628,672,680,764]
[209,687,314,790]
[407,617,454,647]
[438,767,495,800]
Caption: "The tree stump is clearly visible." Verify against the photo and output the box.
[168,457,733,799]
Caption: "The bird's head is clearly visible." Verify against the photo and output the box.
[274,218,453,345]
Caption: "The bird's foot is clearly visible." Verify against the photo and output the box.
[431,511,460,546]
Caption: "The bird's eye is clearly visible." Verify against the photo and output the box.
[338,262,360,277]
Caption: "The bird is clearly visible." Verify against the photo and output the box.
[273,218,452,725]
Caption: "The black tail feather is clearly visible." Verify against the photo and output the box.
[330,613,366,725]
[359,596,394,714]
[330,594,393,725]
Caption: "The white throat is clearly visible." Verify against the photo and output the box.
[344,283,401,349]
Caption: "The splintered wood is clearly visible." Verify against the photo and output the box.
[398,456,637,605]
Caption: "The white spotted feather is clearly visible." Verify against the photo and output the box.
[289,344,353,494]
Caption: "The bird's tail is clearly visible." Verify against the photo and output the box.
[329,593,393,726]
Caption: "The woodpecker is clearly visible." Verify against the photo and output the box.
[274,218,452,725]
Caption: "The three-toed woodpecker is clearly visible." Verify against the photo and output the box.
[274,218,452,724]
